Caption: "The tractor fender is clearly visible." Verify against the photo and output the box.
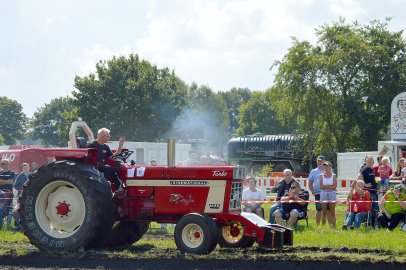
[53,160,110,194]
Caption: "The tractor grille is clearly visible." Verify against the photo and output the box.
[229,181,243,209]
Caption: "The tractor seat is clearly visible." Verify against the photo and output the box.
[76,137,87,148]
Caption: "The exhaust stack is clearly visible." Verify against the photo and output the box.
[167,139,176,167]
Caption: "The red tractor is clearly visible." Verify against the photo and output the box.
[18,123,292,254]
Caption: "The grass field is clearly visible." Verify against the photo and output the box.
[1,203,406,264]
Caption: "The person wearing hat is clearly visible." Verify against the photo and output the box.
[309,155,328,226]
[378,184,406,231]
[319,161,337,228]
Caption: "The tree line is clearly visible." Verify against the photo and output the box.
[1,19,405,161]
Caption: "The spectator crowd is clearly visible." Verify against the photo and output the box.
[242,155,406,231]
[0,159,34,231]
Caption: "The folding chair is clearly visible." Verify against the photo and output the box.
[296,189,309,226]
[344,199,371,229]
[281,189,309,227]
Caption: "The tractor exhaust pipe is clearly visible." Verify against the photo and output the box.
[167,139,176,167]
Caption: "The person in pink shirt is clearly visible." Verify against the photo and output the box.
[378,156,392,193]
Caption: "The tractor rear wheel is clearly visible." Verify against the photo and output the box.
[19,161,114,252]
[174,213,218,254]
[218,221,255,248]
[98,221,150,248]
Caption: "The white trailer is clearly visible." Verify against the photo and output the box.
[107,141,192,165]
[377,140,406,166]
[337,141,406,178]
[337,92,406,179]
[337,151,378,179]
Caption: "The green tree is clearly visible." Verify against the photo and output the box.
[258,162,273,177]
[0,133,4,145]
[237,91,293,136]
[31,97,77,147]
[73,54,188,141]
[269,19,406,158]
[220,87,252,135]
[0,96,27,144]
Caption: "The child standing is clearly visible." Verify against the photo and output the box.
[379,156,392,193]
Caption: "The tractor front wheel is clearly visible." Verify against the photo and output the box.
[174,213,217,254]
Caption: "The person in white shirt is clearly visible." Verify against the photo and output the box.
[319,161,337,228]
[242,178,265,218]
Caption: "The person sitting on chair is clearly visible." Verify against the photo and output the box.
[273,181,307,227]
[242,178,265,219]
[269,169,296,223]
[378,184,406,231]
[342,180,371,230]
[87,128,125,189]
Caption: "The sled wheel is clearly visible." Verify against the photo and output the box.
[218,221,255,248]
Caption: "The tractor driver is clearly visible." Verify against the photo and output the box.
[87,128,125,188]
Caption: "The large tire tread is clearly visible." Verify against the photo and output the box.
[201,214,218,252]
[20,161,114,252]
[97,221,150,248]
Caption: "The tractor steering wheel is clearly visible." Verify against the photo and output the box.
[112,150,134,163]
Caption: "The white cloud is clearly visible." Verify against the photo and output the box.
[134,0,319,90]
[329,0,367,19]
[3,0,405,117]
[71,44,133,76]
[0,67,13,78]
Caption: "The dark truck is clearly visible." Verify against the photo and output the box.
[227,133,311,176]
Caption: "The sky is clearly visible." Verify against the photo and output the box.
[0,0,405,117]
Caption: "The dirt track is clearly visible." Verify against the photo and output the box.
[1,255,405,270]
[1,235,405,270]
